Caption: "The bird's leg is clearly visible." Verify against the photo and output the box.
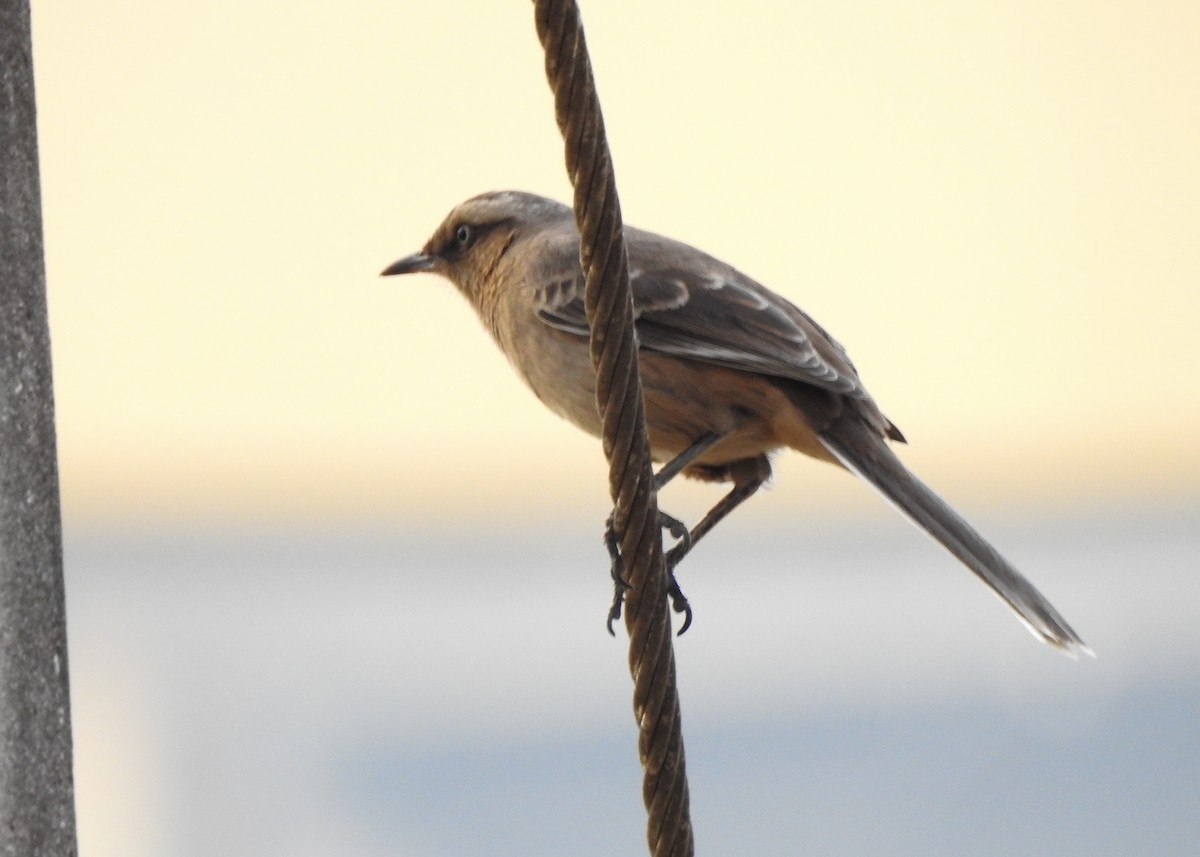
[666,456,771,567]
[651,433,725,490]
[605,433,724,634]
[664,456,771,633]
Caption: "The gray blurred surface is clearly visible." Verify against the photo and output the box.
[65,502,1199,856]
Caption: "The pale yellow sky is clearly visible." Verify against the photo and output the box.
[31,1,1200,525]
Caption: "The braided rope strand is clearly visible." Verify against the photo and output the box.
[533,3,695,855]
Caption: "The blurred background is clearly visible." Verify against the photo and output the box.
[31,2,1199,855]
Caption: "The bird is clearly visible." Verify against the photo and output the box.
[381,190,1088,657]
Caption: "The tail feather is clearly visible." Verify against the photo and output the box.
[818,420,1090,658]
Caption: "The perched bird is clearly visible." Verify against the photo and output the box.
[382,190,1088,656]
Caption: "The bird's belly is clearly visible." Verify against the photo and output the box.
[639,355,791,465]
[508,328,826,469]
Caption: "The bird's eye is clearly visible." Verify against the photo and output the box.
[454,224,473,248]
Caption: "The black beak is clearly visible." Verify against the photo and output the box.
[380,252,436,276]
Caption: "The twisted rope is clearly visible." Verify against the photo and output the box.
[533,3,694,855]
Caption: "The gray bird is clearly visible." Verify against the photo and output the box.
[382,190,1088,657]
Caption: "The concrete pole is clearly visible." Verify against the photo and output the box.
[0,0,80,854]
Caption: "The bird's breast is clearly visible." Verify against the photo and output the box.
[499,316,603,437]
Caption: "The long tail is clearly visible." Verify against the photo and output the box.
[818,417,1090,658]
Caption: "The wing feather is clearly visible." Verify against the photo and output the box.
[532,230,867,398]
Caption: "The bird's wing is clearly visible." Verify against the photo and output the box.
[532,242,867,399]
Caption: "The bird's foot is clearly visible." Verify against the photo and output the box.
[604,510,694,635]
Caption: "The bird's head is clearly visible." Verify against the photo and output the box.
[381,191,571,299]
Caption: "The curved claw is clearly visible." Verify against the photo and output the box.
[666,567,693,635]
[672,595,694,635]
[610,574,692,636]
[606,590,624,636]
[603,509,696,636]
[603,517,626,586]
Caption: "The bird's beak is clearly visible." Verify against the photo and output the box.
[380,252,436,277]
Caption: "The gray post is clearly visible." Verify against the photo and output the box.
[1,0,80,854]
